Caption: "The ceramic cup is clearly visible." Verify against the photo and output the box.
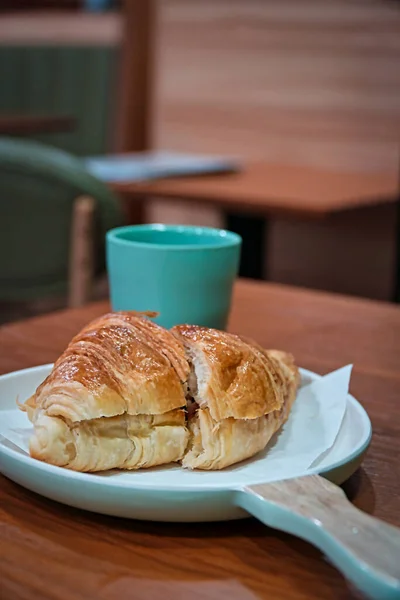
[106,224,241,329]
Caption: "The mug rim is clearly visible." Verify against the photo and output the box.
[107,224,242,251]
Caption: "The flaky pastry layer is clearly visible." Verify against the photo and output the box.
[29,409,188,472]
[27,311,189,423]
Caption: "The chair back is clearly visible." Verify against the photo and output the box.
[0,137,122,301]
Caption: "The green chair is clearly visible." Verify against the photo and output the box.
[0,137,123,309]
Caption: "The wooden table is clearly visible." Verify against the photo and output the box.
[0,114,75,136]
[113,162,400,282]
[1,280,400,598]
[113,162,399,220]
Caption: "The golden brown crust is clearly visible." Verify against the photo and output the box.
[182,350,299,470]
[29,312,190,422]
[172,325,292,421]
[266,349,300,419]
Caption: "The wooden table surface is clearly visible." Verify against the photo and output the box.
[113,162,399,219]
[1,280,399,600]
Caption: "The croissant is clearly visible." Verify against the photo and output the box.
[21,311,190,471]
[171,326,299,469]
[20,313,299,472]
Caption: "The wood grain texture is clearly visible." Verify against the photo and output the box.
[155,0,400,172]
[0,279,399,600]
[113,161,399,218]
[245,475,400,588]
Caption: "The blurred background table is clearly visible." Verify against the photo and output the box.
[0,114,75,136]
[113,161,399,285]
[1,278,399,600]
[114,162,399,219]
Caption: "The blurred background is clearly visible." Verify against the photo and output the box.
[1,0,399,323]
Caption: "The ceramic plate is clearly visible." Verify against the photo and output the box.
[0,364,371,522]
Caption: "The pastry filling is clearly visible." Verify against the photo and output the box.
[185,359,200,420]
[186,396,199,420]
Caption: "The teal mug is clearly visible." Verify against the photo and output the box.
[106,224,241,329]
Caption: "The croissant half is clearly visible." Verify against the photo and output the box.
[172,326,299,469]
[20,311,190,471]
[20,313,299,472]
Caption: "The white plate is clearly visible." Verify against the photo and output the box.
[0,364,371,522]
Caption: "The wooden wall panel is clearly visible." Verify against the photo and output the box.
[151,0,400,299]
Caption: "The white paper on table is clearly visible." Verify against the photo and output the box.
[83,151,240,183]
[1,366,352,485]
